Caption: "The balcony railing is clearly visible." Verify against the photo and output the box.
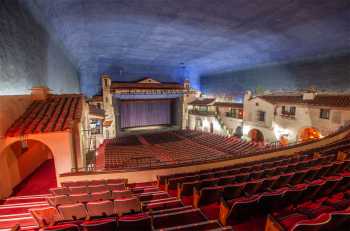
[188,110,217,116]
[225,112,243,119]
[280,113,296,120]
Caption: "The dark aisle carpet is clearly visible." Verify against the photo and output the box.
[12,159,57,196]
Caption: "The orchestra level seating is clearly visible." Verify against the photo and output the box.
[99,130,266,170]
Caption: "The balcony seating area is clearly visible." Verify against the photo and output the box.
[100,130,265,170]
[2,134,350,230]
[156,143,350,230]
[6,95,82,137]
[0,180,232,230]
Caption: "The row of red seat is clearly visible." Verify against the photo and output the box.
[219,174,350,227]
[184,158,347,207]
[162,152,319,192]
[29,184,233,231]
[158,151,312,185]
[60,178,127,187]
[174,130,262,154]
[102,130,265,170]
[265,174,350,230]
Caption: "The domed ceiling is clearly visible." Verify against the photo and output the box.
[21,0,350,95]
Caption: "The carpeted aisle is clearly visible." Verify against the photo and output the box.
[12,159,57,196]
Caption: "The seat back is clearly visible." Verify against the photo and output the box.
[111,190,133,199]
[258,192,283,213]
[48,195,73,206]
[198,186,223,207]
[270,173,293,189]
[299,182,324,203]
[289,170,307,185]
[42,224,80,231]
[81,218,116,231]
[62,181,89,187]
[282,186,307,206]
[243,180,263,195]
[235,173,250,183]
[90,191,111,201]
[227,197,259,225]
[260,177,278,192]
[86,200,114,217]
[69,186,89,194]
[107,183,125,191]
[291,213,330,231]
[223,184,243,201]
[88,185,108,193]
[118,214,152,231]
[88,180,106,186]
[114,197,141,216]
[58,203,88,221]
[319,211,350,231]
[50,187,70,196]
[198,178,218,190]
[180,181,200,196]
[70,193,91,203]
[315,177,341,198]
[218,176,235,186]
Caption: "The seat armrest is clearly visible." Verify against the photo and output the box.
[219,199,230,226]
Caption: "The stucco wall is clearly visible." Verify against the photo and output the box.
[0,0,80,95]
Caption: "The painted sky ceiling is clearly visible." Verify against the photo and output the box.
[21,0,350,95]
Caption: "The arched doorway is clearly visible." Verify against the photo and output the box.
[279,135,289,146]
[235,126,243,138]
[298,127,322,142]
[248,129,264,143]
[195,118,202,131]
[1,139,56,196]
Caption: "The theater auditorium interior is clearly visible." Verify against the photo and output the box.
[1,1,350,231]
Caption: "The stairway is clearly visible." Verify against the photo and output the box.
[215,113,230,136]
[0,194,49,230]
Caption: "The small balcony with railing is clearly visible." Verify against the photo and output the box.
[280,111,296,120]
[188,109,217,116]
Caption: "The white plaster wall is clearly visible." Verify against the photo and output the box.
[243,96,275,143]
[188,114,225,135]
[217,107,243,133]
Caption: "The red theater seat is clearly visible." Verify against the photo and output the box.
[81,218,116,231]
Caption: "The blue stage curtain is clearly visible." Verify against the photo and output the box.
[120,99,172,128]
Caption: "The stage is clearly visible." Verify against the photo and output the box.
[119,125,180,136]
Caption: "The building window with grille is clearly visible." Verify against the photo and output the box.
[320,109,330,120]
[281,105,296,117]
[257,111,266,122]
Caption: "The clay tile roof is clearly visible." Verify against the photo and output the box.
[6,94,83,137]
[259,94,350,108]
[188,98,216,106]
[214,102,243,108]
[89,105,105,118]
